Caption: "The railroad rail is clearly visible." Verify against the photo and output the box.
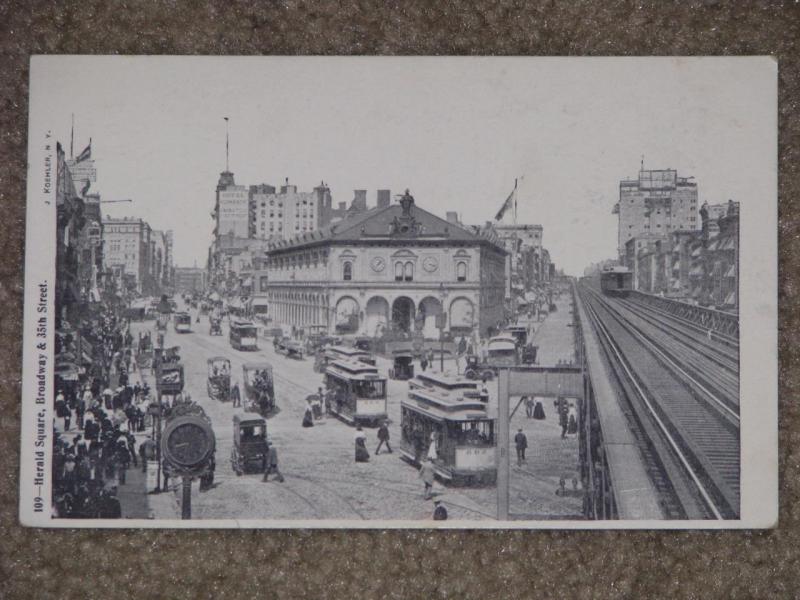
[627,290,739,339]
[579,283,740,519]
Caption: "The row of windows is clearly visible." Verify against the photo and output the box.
[341,260,468,282]
[259,198,314,208]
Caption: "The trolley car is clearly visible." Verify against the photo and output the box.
[408,370,480,398]
[324,358,387,426]
[600,266,633,297]
[173,312,192,333]
[229,319,258,351]
[399,388,497,486]
[325,345,376,366]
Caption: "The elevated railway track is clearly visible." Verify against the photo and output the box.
[576,281,740,520]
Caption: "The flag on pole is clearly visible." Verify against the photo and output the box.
[494,179,518,221]
[76,139,91,162]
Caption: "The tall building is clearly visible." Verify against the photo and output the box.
[614,166,699,258]
[102,217,154,294]
[251,179,328,241]
[174,267,207,293]
[163,230,174,288]
[214,171,249,238]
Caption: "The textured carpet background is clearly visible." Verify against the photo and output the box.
[1,2,798,598]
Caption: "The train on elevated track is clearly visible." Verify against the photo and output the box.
[599,265,633,297]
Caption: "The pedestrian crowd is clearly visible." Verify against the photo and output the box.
[52,310,160,518]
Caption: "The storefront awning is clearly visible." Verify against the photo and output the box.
[725,264,736,278]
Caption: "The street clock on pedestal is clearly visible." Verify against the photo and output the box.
[161,415,216,477]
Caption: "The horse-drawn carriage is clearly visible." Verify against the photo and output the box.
[230,414,269,475]
[242,362,276,415]
[273,336,304,360]
[207,356,231,401]
[209,316,223,336]
[389,351,415,380]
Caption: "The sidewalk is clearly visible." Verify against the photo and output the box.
[530,294,576,367]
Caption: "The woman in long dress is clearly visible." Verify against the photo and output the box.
[427,431,438,461]
[354,426,370,462]
[302,402,314,428]
[567,404,578,434]
[533,397,546,420]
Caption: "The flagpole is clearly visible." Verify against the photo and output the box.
[513,177,518,225]
[224,117,229,171]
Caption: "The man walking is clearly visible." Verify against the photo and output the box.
[419,459,436,500]
[262,444,284,482]
[514,428,528,467]
[524,395,534,419]
[375,421,392,455]
[231,381,241,408]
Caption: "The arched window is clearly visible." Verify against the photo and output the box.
[395,261,403,281]
[404,261,414,282]
[343,261,353,281]
[456,261,467,282]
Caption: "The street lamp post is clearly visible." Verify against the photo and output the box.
[439,282,446,372]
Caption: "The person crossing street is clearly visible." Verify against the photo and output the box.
[375,421,392,455]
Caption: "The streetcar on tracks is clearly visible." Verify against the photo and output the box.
[206,356,231,402]
[229,319,258,351]
[409,370,480,398]
[600,265,633,297]
[325,345,376,366]
[324,358,387,426]
[242,361,275,415]
[399,387,497,486]
[230,413,269,475]
[173,311,192,333]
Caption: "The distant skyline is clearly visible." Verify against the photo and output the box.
[32,56,775,274]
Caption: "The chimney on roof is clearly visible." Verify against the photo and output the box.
[352,190,367,211]
[377,189,391,208]
[338,201,346,211]
[446,211,460,225]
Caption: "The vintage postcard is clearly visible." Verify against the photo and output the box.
[20,56,777,528]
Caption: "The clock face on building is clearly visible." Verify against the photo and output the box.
[423,256,439,273]
[371,256,386,272]
[162,418,215,469]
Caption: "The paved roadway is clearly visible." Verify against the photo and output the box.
[131,300,582,522]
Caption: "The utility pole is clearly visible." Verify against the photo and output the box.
[497,369,510,520]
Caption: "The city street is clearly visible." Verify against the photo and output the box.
[131,300,583,521]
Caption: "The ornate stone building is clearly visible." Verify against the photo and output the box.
[264,192,507,338]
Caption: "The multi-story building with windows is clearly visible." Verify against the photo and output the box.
[214,171,249,238]
[264,191,507,338]
[251,180,329,241]
[102,216,154,294]
[614,166,699,259]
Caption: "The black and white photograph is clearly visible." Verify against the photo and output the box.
[19,56,777,527]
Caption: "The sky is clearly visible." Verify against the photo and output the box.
[31,56,776,275]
